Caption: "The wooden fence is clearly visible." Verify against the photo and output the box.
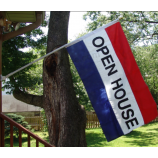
[24,116,44,131]
[24,112,158,131]
[86,112,100,128]
[86,111,158,129]
[24,113,100,130]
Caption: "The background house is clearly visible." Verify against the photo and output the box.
[2,95,41,117]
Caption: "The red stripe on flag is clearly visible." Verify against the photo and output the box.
[105,22,157,124]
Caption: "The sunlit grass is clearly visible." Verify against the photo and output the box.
[86,122,158,147]
[5,131,49,147]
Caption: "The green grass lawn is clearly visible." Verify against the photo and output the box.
[86,122,158,147]
[4,122,158,147]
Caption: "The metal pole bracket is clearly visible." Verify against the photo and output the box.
[0,75,6,81]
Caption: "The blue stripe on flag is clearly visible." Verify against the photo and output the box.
[67,41,124,141]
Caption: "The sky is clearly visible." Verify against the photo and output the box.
[68,12,90,40]
[43,11,89,41]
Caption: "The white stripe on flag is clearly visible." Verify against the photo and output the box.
[83,28,144,134]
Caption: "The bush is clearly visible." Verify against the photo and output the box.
[41,109,48,132]
[5,113,31,138]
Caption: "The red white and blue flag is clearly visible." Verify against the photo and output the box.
[66,19,157,142]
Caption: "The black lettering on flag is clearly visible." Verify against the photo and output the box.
[92,37,104,47]
[97,46,109,55]
[122,109,134,120]
[125,118,139,129]
[118,98,131,110]
[111,78,123,90]
[105,64,118,76]
[114,88,126,99]
[101,55,114,66]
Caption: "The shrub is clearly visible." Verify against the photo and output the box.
[5,113,31,138]
[41,109,48,132]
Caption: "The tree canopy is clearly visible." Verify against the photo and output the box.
[2,20,47,95]
[83,11,158,46]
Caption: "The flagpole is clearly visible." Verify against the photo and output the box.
[2,43,68,80]
[2,18,122,81]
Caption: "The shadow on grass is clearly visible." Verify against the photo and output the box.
[146,128,158,132]
[86,130,107,147]
[5,136,28,147]
[86,130,158,147]
[86,122,158,147]
[123,129,158,147]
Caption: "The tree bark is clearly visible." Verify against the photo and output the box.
[13,89,43,108]
[43,11,87,147]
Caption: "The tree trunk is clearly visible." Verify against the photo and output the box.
[43,11,87,147]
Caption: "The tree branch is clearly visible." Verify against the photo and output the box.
[123,20,158,24]
[13,89,43,108]
[152,33,158,37]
